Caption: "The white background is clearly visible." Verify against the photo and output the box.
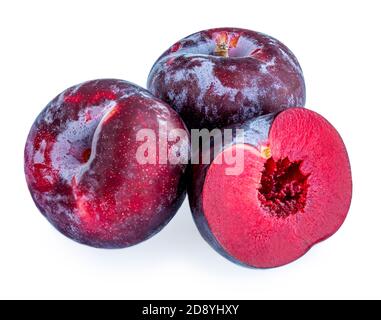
[0,0,380,299]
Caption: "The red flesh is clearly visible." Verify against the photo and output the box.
[201,108,352,268]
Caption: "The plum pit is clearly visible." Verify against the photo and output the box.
[258,157,310,218]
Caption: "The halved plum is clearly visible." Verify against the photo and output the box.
[189,108,352,268]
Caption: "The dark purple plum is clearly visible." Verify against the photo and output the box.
[148,27,306,129]
[25,79,190,248]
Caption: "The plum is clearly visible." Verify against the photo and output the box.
[148,27,306,129]
[188,108,352,268]
[25,79,190,248]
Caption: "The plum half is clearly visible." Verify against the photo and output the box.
[148,27,306,129]
[25,79,190,248]
[188,108,352,268]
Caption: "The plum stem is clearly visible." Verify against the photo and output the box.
[214,43,229,57]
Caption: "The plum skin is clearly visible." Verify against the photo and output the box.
[188,114,275,267]
[25,79,190,248]
[148,27,306,129]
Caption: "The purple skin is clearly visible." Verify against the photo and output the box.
[188,114,274,267]
[25,79,190,248]
[147,27,306,129]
